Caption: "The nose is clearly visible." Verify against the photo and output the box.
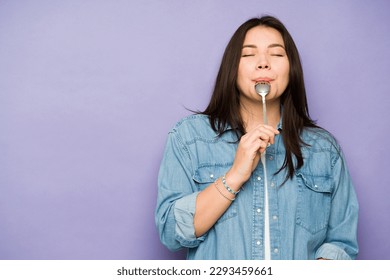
[258,64,269,69]
[257,55,270,69]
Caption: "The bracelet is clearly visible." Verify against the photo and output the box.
[222,174,240,195]
[214,179,235,202]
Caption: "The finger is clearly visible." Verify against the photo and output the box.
[242,124,279,148]
[262,124,280,134]
[257,138,268,154]
[253,124,279,134]
[242,131,271,150]
[254,127,276,144]
[262,125,280,144]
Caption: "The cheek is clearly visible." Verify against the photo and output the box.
[280,63,290,86]
[274,64,290,95]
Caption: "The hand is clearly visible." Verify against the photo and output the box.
[227,124,280,188]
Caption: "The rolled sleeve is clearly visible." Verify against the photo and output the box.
[316,243,352,260]
[174,192,206,247]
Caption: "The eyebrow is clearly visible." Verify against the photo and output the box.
[242,43,285,49]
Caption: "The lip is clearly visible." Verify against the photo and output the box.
[253,77,274,83]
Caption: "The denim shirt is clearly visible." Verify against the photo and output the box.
[155,114,359,260]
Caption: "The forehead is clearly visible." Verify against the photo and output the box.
[243,26,284,46]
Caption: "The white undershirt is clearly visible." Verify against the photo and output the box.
[261,152,271,260]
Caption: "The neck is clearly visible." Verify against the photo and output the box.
[240,98,281,132]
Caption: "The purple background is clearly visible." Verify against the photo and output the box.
[0,0,389,260]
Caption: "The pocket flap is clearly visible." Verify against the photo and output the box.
[193,164,230,184]
[296,172,333,193]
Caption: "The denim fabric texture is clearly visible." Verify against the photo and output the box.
[155,114,359,260]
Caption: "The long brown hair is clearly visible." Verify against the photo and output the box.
[202,16,319,180]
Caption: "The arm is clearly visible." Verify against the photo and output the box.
[155,130,202,251]
[194,124,280,236]
[155,129,238,249]
[315,149,359,260]
[155,124,279,249]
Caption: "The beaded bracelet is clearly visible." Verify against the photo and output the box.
[222,174,240,195]
[214,179,235,202]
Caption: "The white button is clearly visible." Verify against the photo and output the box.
[257,176,261,181]
[274,248,279,253]
[257,208,261,213]
[314,184,318,188]
[272,215,278,220]
[256,241,261,246]
[269,156,273,160]
[270,182,275,187]
[210,174,214,179]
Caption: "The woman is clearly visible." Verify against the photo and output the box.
[155,16,358,260]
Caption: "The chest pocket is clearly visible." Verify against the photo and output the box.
[296,172,333,234]
[193,164,238,224]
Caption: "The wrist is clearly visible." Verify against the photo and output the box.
[225,169,245,192]
[222,174,240,195]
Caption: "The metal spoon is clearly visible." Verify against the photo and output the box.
[255,82,270,125]
[255,82,272,259]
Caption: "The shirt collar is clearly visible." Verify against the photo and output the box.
[277,113,283,131]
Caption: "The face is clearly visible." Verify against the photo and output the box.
[237,26,290,104]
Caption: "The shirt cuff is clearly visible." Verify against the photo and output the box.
[174,192,206,248]
[315,243,352,260]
